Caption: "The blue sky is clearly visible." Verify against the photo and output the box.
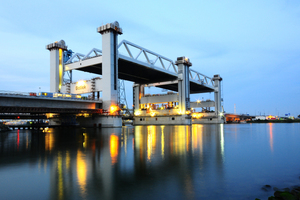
[0,0,300,116]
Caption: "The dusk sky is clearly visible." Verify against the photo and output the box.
[0,0,300,116]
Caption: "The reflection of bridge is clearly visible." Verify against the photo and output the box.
[0,125,225,199]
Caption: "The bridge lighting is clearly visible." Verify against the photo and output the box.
[58,49,63,91]
[77,80,86,87]
[110,105,119,114]
[150,112,156,117]
[197,100,201,103]
[134,111,141,116]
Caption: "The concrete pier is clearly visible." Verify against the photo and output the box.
[77,115,122,128]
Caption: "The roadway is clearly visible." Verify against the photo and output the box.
[0,94,103,114]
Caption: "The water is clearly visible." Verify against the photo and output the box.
[1,123,300,200]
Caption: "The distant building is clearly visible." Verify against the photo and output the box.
[255,116,266,120]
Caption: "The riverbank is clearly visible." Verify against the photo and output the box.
[257,184,300,200]
[249,119,300,123]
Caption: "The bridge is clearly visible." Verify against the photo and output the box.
[1,21,224,127]
[48,21,223,125]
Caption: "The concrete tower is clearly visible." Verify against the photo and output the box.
[46,40,68,93]
[97,21,123,111]
[212,74,223,120]
[175,56,192,114]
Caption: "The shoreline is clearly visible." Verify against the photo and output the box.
[248,119,300,123]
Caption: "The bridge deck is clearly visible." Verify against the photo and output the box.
[0,94,102,113]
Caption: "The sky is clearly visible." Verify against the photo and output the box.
[0,0,300,116]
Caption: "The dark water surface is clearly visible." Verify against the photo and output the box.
[1,123,300,200]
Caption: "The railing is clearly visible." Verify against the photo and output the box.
[189,69,214,87]
[118,40,178,74]
[0,90,100,101]
[65,48,102,64]
[0,90,31,96]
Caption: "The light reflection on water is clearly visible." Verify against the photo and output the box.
[0,123,300,200]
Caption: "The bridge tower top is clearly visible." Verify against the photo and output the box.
[175,56,192,67]
[46,40,68,51]
[97,21,123,35]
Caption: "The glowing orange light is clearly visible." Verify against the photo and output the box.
[150,112,156,117]
[110,105,119,114]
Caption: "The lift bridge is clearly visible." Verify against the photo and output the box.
[46,21,224,126]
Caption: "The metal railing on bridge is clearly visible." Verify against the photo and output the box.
[65,48,102,64]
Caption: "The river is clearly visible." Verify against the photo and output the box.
[0,123,300,200]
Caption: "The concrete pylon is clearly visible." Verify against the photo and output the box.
[97,21,123,111]
[46,40,68,92]
[132,84,144,114]
[212,74,223,120]
[175,57,192,114]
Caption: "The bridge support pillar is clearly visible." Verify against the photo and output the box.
[212,74,224,123]
[46,40,68,93]
[77,115,122,128]
[175,57,192,114]
[97,21,123,111]
[133,84,144,114]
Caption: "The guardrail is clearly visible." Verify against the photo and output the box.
[0,90,31,96]
[0,91,101,101]
[189,69,214,87]
[118,40,178,74]
[65,48,102,64]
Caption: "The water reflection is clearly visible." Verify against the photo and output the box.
[0,125,226,200]
[110,135,119,164]
[268,123,274,152]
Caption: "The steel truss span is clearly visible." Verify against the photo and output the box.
[65,40,215,93]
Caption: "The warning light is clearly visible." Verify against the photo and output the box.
[17,116,20,119]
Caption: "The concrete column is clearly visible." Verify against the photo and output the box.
[97,21,123,111]
[46,40,67,92]
[212,74,223,117]
[133,84,140,113]
[175,57,192,114]
[139,85,144,101]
